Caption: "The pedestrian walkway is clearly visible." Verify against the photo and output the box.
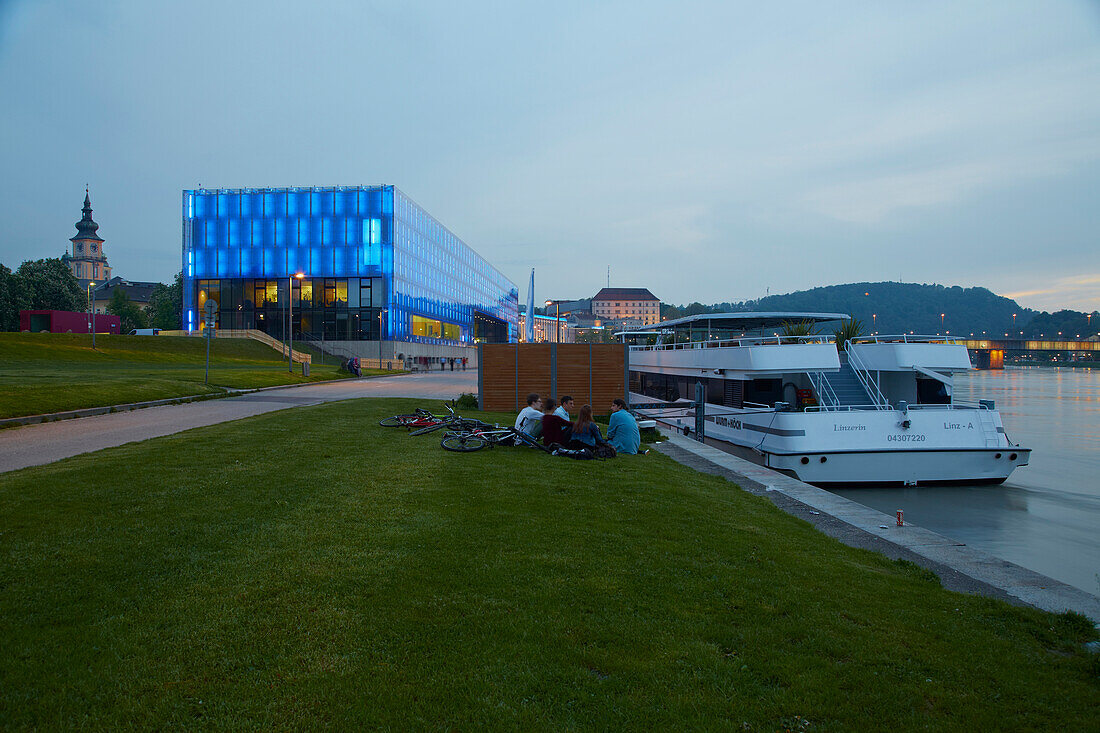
[0,371,476,474]
[655,432,1100,622]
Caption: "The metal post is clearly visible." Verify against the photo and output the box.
[205,329,211,384]
[287,275,293,372]
[87,283,96,348]
[694,381,706,442]
[378,309,383,368]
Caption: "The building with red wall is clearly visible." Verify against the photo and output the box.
[19,310,121,334]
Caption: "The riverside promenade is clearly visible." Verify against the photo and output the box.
[0,371,476,474]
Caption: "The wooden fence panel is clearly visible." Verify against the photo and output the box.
[479,344,517,412]
[479,344,625,414]
[517,344,553,409]
[590,345,626,413]
[554,344,593,408]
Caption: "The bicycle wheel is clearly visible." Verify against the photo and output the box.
[380,415,417,427]
[410,421,450,436]
[441,434,488,452]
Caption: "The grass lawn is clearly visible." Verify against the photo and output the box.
[0,333,397,419]
[0,398,1096,729]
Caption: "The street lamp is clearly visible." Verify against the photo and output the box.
[940,313,945,329]
[378,308,385,366]
[872,313,876,331]
[1012,313,1017,327]
[289,272,304,372]
[87,282,96,349]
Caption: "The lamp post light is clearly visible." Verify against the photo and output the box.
[87,282,96,349]
[288,272,304,372]
[378,308,385,366]
[1012,313,1017,328]
[940,313,945,329]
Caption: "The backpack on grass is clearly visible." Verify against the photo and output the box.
[593,443,617,459]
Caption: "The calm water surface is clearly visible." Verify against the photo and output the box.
[832,367,1100,595]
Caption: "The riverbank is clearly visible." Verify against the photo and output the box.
[655,432,1100,620]
[1,398,1096,727]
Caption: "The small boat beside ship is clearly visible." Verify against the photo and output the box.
[623,312,1030,486]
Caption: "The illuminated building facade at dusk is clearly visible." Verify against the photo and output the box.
[181,186,517,349]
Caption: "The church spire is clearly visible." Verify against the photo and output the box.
[72,186,104,243]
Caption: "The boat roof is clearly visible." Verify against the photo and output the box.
[655,311,851,331]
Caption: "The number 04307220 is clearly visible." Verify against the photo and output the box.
[888,434,926,442]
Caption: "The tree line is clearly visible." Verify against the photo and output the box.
[0,258,182,334]
[660,282,1099,339]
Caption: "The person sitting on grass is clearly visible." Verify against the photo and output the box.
[555,395,574,421]
[514,393,543,437]
[567,404,608,451]
[607,398,641,455]
[541,398,572,448]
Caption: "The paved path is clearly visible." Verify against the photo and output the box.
[0,371,476,474]
[656,432,1100,621]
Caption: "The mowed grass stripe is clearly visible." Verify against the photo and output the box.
[0,333,388,418]
[0,398,1095,729]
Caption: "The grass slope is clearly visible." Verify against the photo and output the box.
[0,398,1096,729]
[0,333,392,418]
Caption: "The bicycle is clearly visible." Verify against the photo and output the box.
[408,414,493,436]
[440,425,552,453]
[379,404,452,428]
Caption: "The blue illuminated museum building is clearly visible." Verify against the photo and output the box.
[182,186,518,348]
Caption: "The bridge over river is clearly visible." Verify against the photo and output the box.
[958,337,1100,368]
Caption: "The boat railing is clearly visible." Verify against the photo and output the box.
[803,404,884,413]
[806,372,840,408]
[905,401,993,411]
[804,401,994,413]
[849,334,962,345]
[630,334,835,351]
[844,343,890,409]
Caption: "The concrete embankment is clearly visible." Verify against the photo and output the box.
[655,432,1100,622]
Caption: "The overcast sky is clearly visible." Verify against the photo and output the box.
[1,1,1098,311]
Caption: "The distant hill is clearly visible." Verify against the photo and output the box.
[663,283,1040,337]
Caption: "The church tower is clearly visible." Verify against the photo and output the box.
[63,187,112,291]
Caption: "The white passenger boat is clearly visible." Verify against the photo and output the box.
[624,313,1030,486]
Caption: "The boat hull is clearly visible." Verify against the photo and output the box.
[653,403,1030,487]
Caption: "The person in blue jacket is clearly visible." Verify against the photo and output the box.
[566,404,608,450]
[607,398,641,454]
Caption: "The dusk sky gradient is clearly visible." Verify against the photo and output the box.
[1,1,1098,311]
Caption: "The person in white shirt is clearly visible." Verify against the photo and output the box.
[514,393,543,435]
[554,395,574,422]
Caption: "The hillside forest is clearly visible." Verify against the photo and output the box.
[661,282,1099,340]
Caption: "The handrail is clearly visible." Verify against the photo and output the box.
[161,328,312,364]
[844,343,889,409]
[631,334,836,351]
[850,334,962,345]
[807,372,839,408]
[301,335,403,371]
[803,404,885,412]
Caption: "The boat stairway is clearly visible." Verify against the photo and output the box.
[820,363,873,407]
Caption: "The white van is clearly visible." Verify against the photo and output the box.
[128,328,161,336]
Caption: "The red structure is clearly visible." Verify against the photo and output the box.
[19,310,121,334]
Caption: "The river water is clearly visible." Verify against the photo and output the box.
[832,367,1100,596]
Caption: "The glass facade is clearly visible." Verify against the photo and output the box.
[182,186,518,344]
